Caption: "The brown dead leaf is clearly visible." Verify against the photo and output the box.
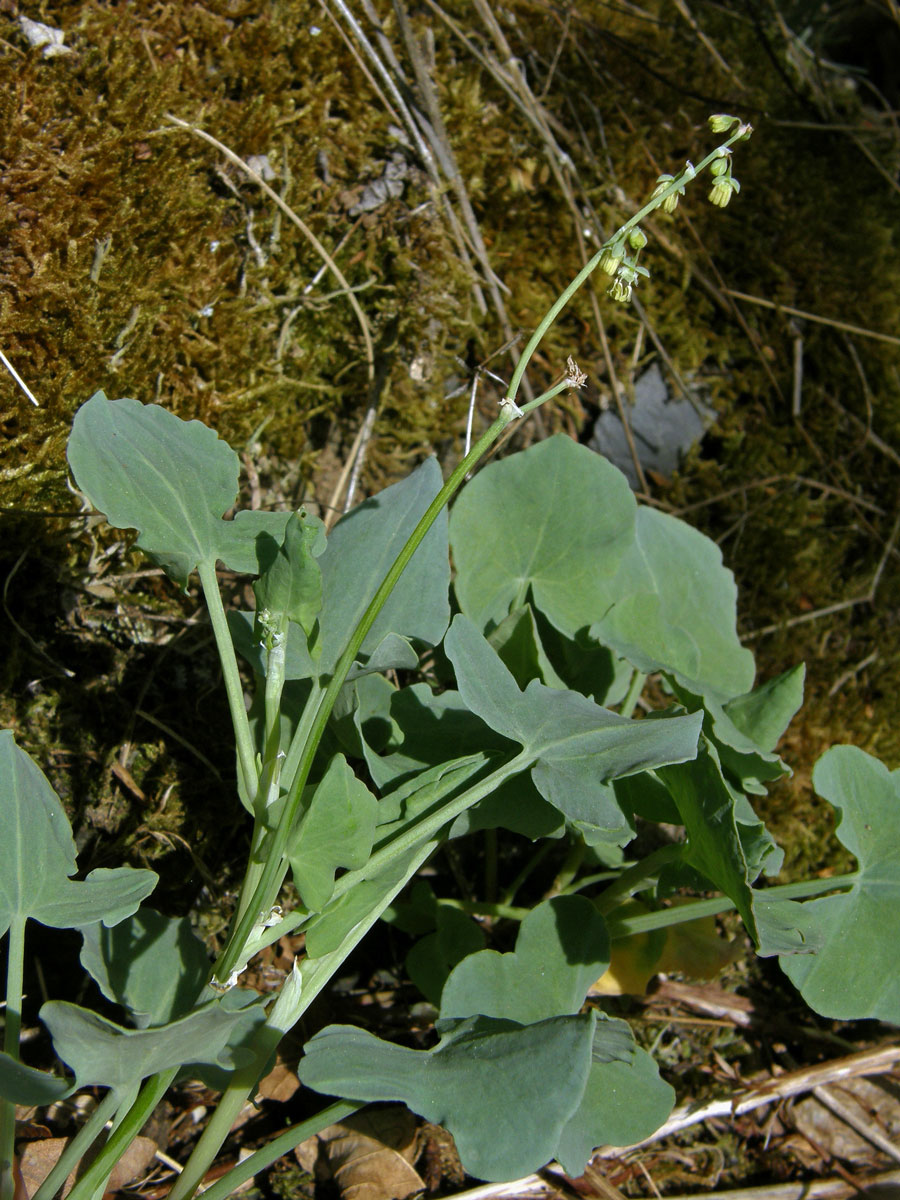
[18,1135,158,1197]
[303,1108,424,1200]
[256,1061,300,1104]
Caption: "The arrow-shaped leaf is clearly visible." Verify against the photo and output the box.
[780,746,900,1021]
[0,731,156,937]
[444,615,702,841]
[298,1014,595,1182]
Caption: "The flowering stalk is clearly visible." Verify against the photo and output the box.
[504,114,752,407]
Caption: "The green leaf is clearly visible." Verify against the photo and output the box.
[305,858,415,960]
[487,605,567,689]
[444,615,702,842]
[0,1053,72,1105]
[780,746,900,1021]
[753,896,823,957]
[298,1014,596,1182]
[79,908,211,1028]
[450,435,636,636]
[67,394,241,586]
[287,754,378,912]
[671,672,801,798]
[658,741,758,941]
[447,772,564,841]
[440,896,610,1024]
[217,509,325,577]
[41,998,264,1093]
[253,509,323,638]
[314,458,450,670]
[230,461,450,683]
[406,906,487,1004]
[725,664,805,752]
[590,506,755,698]
[0,731,157,937]
[362,681,512,791]
[556,1047,674,1175]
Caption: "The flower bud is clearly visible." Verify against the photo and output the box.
[599,240,625,275]
[628,227,648,250]
[708,113,737,133]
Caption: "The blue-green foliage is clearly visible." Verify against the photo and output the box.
[0,398,894,1198]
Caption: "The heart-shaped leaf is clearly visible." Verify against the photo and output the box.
[68,395,242,586]
[440,896,610,1023]
[589,506,755,699]
[450,435,635,636]
[79,908,211,1028]
[41,998,265,1094]
[0,1054,72,1105]
[556,1046,674,1174]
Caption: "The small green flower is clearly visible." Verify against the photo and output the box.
[650,174,684,213]
[628,227,648,250]
[709,175,740,207]
[607,259,649,304]
[608,275,632,304]
[599,239,626,275]
[710,155,730,177]
[708,113,738,133]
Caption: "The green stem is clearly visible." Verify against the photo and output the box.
[166,1061,261,1200]
[214,383,566,986]
[619,670,647,720]
[0,919,25,1200]
[549,837,585,896]
[561,867,634,894]
[441,898,530,922]
[197,560,257,798]
[501,840,554,907]
[605,872,860,937]
[443,872,860,937]
[193,1101,363,1200]
[172,839,441,1200]
[32,1088,121,1200]
[595,844,683,915]
[63,1070,179,1200]
[505,128,750,408]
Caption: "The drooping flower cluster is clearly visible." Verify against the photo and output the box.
[601,113,752,306]
[603,227,651,305]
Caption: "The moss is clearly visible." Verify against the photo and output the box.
[2,0,898,890]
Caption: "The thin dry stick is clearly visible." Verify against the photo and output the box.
[642,1168,900,1200]
[824,393,900,470]
[671,0,745,87]
[827,650,879,698]
[812,1084,900,1164]
[161,113,375,384]
[342,401,378,514]
[726,290,900,348]
[326,0,491,319]
[672,474,885,517]
[390,1,529,379]
[0,348,39,406]
[606,1043,900,1155]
